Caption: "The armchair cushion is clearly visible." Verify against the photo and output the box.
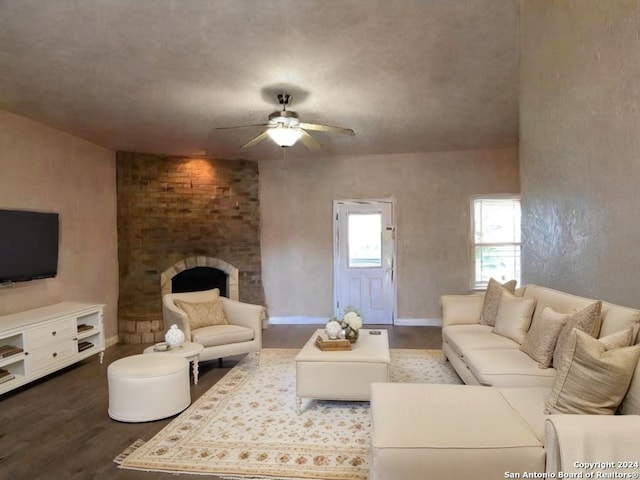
[191,324,254,348]
[175,297,229,329]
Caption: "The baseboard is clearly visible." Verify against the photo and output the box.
[394,318,442,327]
[105,335,120,348]
[268,316,330,325]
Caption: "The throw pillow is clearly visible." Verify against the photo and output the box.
[520,305,571,368]
[599,325,639,351]
[544,328,640,415]
[493,291,536,344]
[552,300,603,370]
[175,298,229,330]
[479,278,518,327]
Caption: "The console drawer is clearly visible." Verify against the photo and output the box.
[27,318,76,349]
[29,339,77,376]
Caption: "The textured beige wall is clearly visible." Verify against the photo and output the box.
[260,148,519,320]
[520,1,640,307]
[0,111,119,337]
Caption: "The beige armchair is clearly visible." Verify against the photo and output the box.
[162,288,264,365]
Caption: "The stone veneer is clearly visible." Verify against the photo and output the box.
[116,152,264,344]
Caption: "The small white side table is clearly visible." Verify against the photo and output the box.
[143,341,204,385]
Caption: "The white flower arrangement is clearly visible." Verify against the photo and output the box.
[327,307,363,343]
[342,310,363,331]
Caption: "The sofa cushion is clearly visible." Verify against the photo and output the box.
[191,324,254,348]
[175,297,228,329]
[479,278,517,327]
[545,329,640,415]
[498,387,551,442]
[443,324,518,358]
[493,291,536,344]
[523,285,594,320]
[370,383,544,480]
[520,306,572,368]
[441,293,484,326]
[598,324,639,350]
[599,302,640,338]
[465,349,556,388]
[553,301,602,370]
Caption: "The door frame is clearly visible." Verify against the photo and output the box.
[332,198,397,324]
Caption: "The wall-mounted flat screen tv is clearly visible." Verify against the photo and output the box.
[0,209,59,284]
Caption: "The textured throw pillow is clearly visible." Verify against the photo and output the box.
[544,328,640,415]
[618,323,640,415]
[552,301,603,370]
[520,305,572,368]
[599,325,639,351]
[479,278,518,327]
[493,291,536,344]
[175,298,229,330]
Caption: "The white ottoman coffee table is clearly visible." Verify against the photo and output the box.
[143,341,204,385]
[295,328,390,414]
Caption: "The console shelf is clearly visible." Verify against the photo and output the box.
[0,302,105,395]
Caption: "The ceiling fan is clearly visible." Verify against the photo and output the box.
[215,93,355,150]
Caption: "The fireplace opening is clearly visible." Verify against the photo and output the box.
[161,256,239,301]
[171,266,228,297]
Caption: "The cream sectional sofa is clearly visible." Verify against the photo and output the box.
[442,284,640,388]
[369,284,640,480]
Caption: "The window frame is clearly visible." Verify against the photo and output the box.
[469,194,521,290]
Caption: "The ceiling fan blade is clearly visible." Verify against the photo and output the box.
[215,123,271,131]
[241,130,270,149]
[298,129,322,150]
[298,122,355,136]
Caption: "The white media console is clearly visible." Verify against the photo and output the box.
[0,302,105,395]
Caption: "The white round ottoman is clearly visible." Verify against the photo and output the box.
[108,353,191,422]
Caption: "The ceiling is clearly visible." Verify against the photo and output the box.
[0,1,520,161]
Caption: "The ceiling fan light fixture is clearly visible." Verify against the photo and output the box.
[267,125,302,147]
[215,92,354,150]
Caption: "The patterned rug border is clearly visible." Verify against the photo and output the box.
[116,348,461,479]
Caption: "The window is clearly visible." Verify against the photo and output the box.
[471,196,521,289]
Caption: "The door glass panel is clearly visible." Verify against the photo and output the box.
[348,213,382,268]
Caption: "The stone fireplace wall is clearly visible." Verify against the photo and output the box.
[116,152,264,344]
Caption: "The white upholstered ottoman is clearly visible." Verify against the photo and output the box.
[295,329,390,414]
[108,353,191,422]
[370,383,545,480]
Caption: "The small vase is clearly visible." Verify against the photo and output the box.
[345,327,359,344]
[165,324,185,348]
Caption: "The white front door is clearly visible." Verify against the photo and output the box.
[333,200,395,324]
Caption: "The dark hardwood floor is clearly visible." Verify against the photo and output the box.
[0,324,442,480]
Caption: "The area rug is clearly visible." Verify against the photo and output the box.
[117,348,462,480]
